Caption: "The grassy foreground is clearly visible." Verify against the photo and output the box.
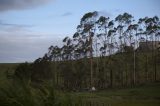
[71,83,160,106]
[0,63,160,106]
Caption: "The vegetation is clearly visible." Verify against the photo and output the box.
[0,11,160,105]
[33,11,160,90]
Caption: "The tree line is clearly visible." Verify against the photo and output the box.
[14,11,160,90]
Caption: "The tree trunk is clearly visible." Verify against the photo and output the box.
[89,32,93,88]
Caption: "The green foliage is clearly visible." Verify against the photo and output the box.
[14,62,31,82]
[31,59,53,82]
[81,11,98,22]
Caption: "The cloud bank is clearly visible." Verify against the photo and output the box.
[0,20,34,28]
[0,20,63,63]
[0,0,53,12]
[0,32,63,63]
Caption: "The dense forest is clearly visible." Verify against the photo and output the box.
[15,11,160,90]
[0,11,160,106]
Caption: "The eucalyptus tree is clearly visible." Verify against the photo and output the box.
[48,45,54,61]
[107,28,117,87]
[115,13,134,86]
[107,23,116,84]
[138,17,150,82]
[96,16,110,56]
[153,16,160,82]
[78,11,98,88]
[62,37,74,61]
[145,16,160,81]
[144,17,158,81]
[107,21,116,55]
[96,16,110,88]
[152,16,160,41]
[145,17,156,52]
[145,16,160,47]
[73,31,83,59]
[115,13,133,52]
[138,17,150,45]
[47,45,61,61]
[137,16,160,82]
[73,30,90,59]
[126,24,139,85]
[45,44,63,86]
[126,24,138,47]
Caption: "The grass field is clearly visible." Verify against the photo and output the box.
[0,63,160,106]
[70,83,160,106]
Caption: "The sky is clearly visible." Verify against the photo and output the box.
[0,0,160,63]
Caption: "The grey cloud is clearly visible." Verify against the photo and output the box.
[0,22,63,63]
[0,21,34,28]
[0,33,63,63]
[0,0,53,12]
[61,12,73,17]
[0,20,34,33]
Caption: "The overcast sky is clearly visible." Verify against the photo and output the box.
[0,0,160,63]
